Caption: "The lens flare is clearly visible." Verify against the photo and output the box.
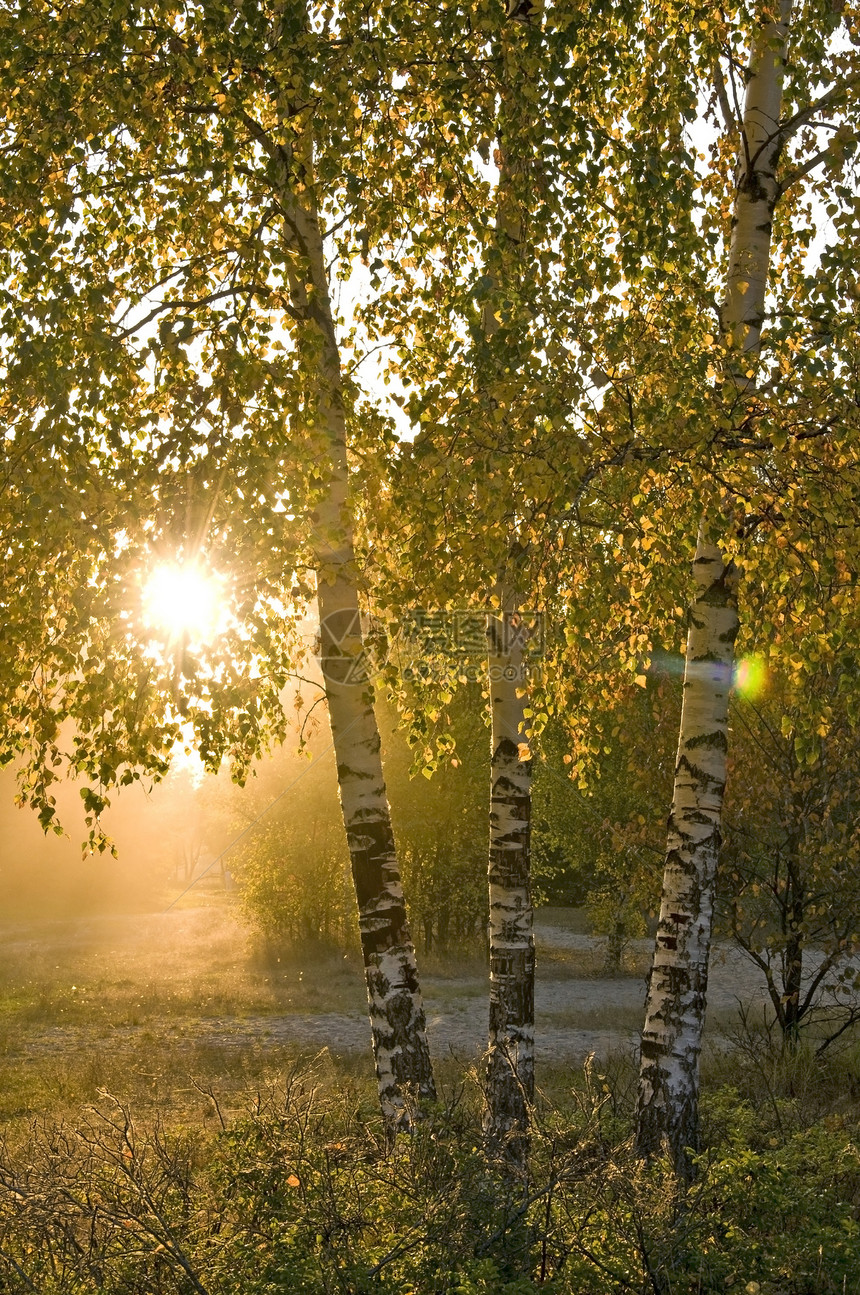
[143,562,223,642]
[734,656,766,698]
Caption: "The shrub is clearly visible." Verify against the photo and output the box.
[1,1066,858,1294]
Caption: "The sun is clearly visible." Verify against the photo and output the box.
[142,562,224,642]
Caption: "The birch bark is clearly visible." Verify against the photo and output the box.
[485,603,534,1158]
[635,0,791,1175]
[721,1,792,370]
[635,534,738,1176]
[275,118,435,1126]
[480,7,537,1157]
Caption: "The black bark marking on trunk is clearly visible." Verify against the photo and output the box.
[675,754,726,787]
[485,941,535,1164]
[684,730,729,752]
[338,763,376,782]
[635,1085,699,1181]
[348,819,394,913]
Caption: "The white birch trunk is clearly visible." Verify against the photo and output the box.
[636,0,790,1175]
[485,603,534,1159]
[722,1,792,371]
[480,9,537,1155]
[635,534,738,1175]
[277,131,435,1127]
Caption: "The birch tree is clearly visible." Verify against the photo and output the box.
[485,596,534,1156]
[272,94,435,1117]
[635,531,739,1175]
[365,0,682,1151]
[636,0,792,1175]
[362,13,859,1168]
[480,5,540,1158]
[0,0,444,1122]
[636,0,860,1175]
[365,0,725,1155]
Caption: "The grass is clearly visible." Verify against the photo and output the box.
[0,899,373,1127]
[0,894,832,1130]
[0,898,648,1041]
[0,1036,359,1129]
[0,901,368,1031]
[535,941,651,979]
[2,1047,860,1294]
[0,897,859,1292]
[0,896,653,1135]
[535,906,594,934]
[541,1003,644,1031]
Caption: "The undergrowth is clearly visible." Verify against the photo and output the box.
[1,1045,859,1295]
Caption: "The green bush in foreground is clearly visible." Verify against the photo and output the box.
[0,1058,858,1294]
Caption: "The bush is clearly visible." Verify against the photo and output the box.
[1,1060,859,1295]
[233,810,357,953]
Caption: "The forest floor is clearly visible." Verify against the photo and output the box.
[2,899,858,1295]
[0,897,774,1119]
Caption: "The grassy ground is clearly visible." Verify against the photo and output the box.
[0,899,650,1042]
[0,897,354,1124]
[0,898,366,1025]
[1,897,859,1292]
[0,892,850,1126]
[0,896,651,1132]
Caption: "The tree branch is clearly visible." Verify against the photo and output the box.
[116,284,273,339]
[778,144,839,196]
[0,1249,41,1293]
[713,59,739,138]
[779,71,860,141]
